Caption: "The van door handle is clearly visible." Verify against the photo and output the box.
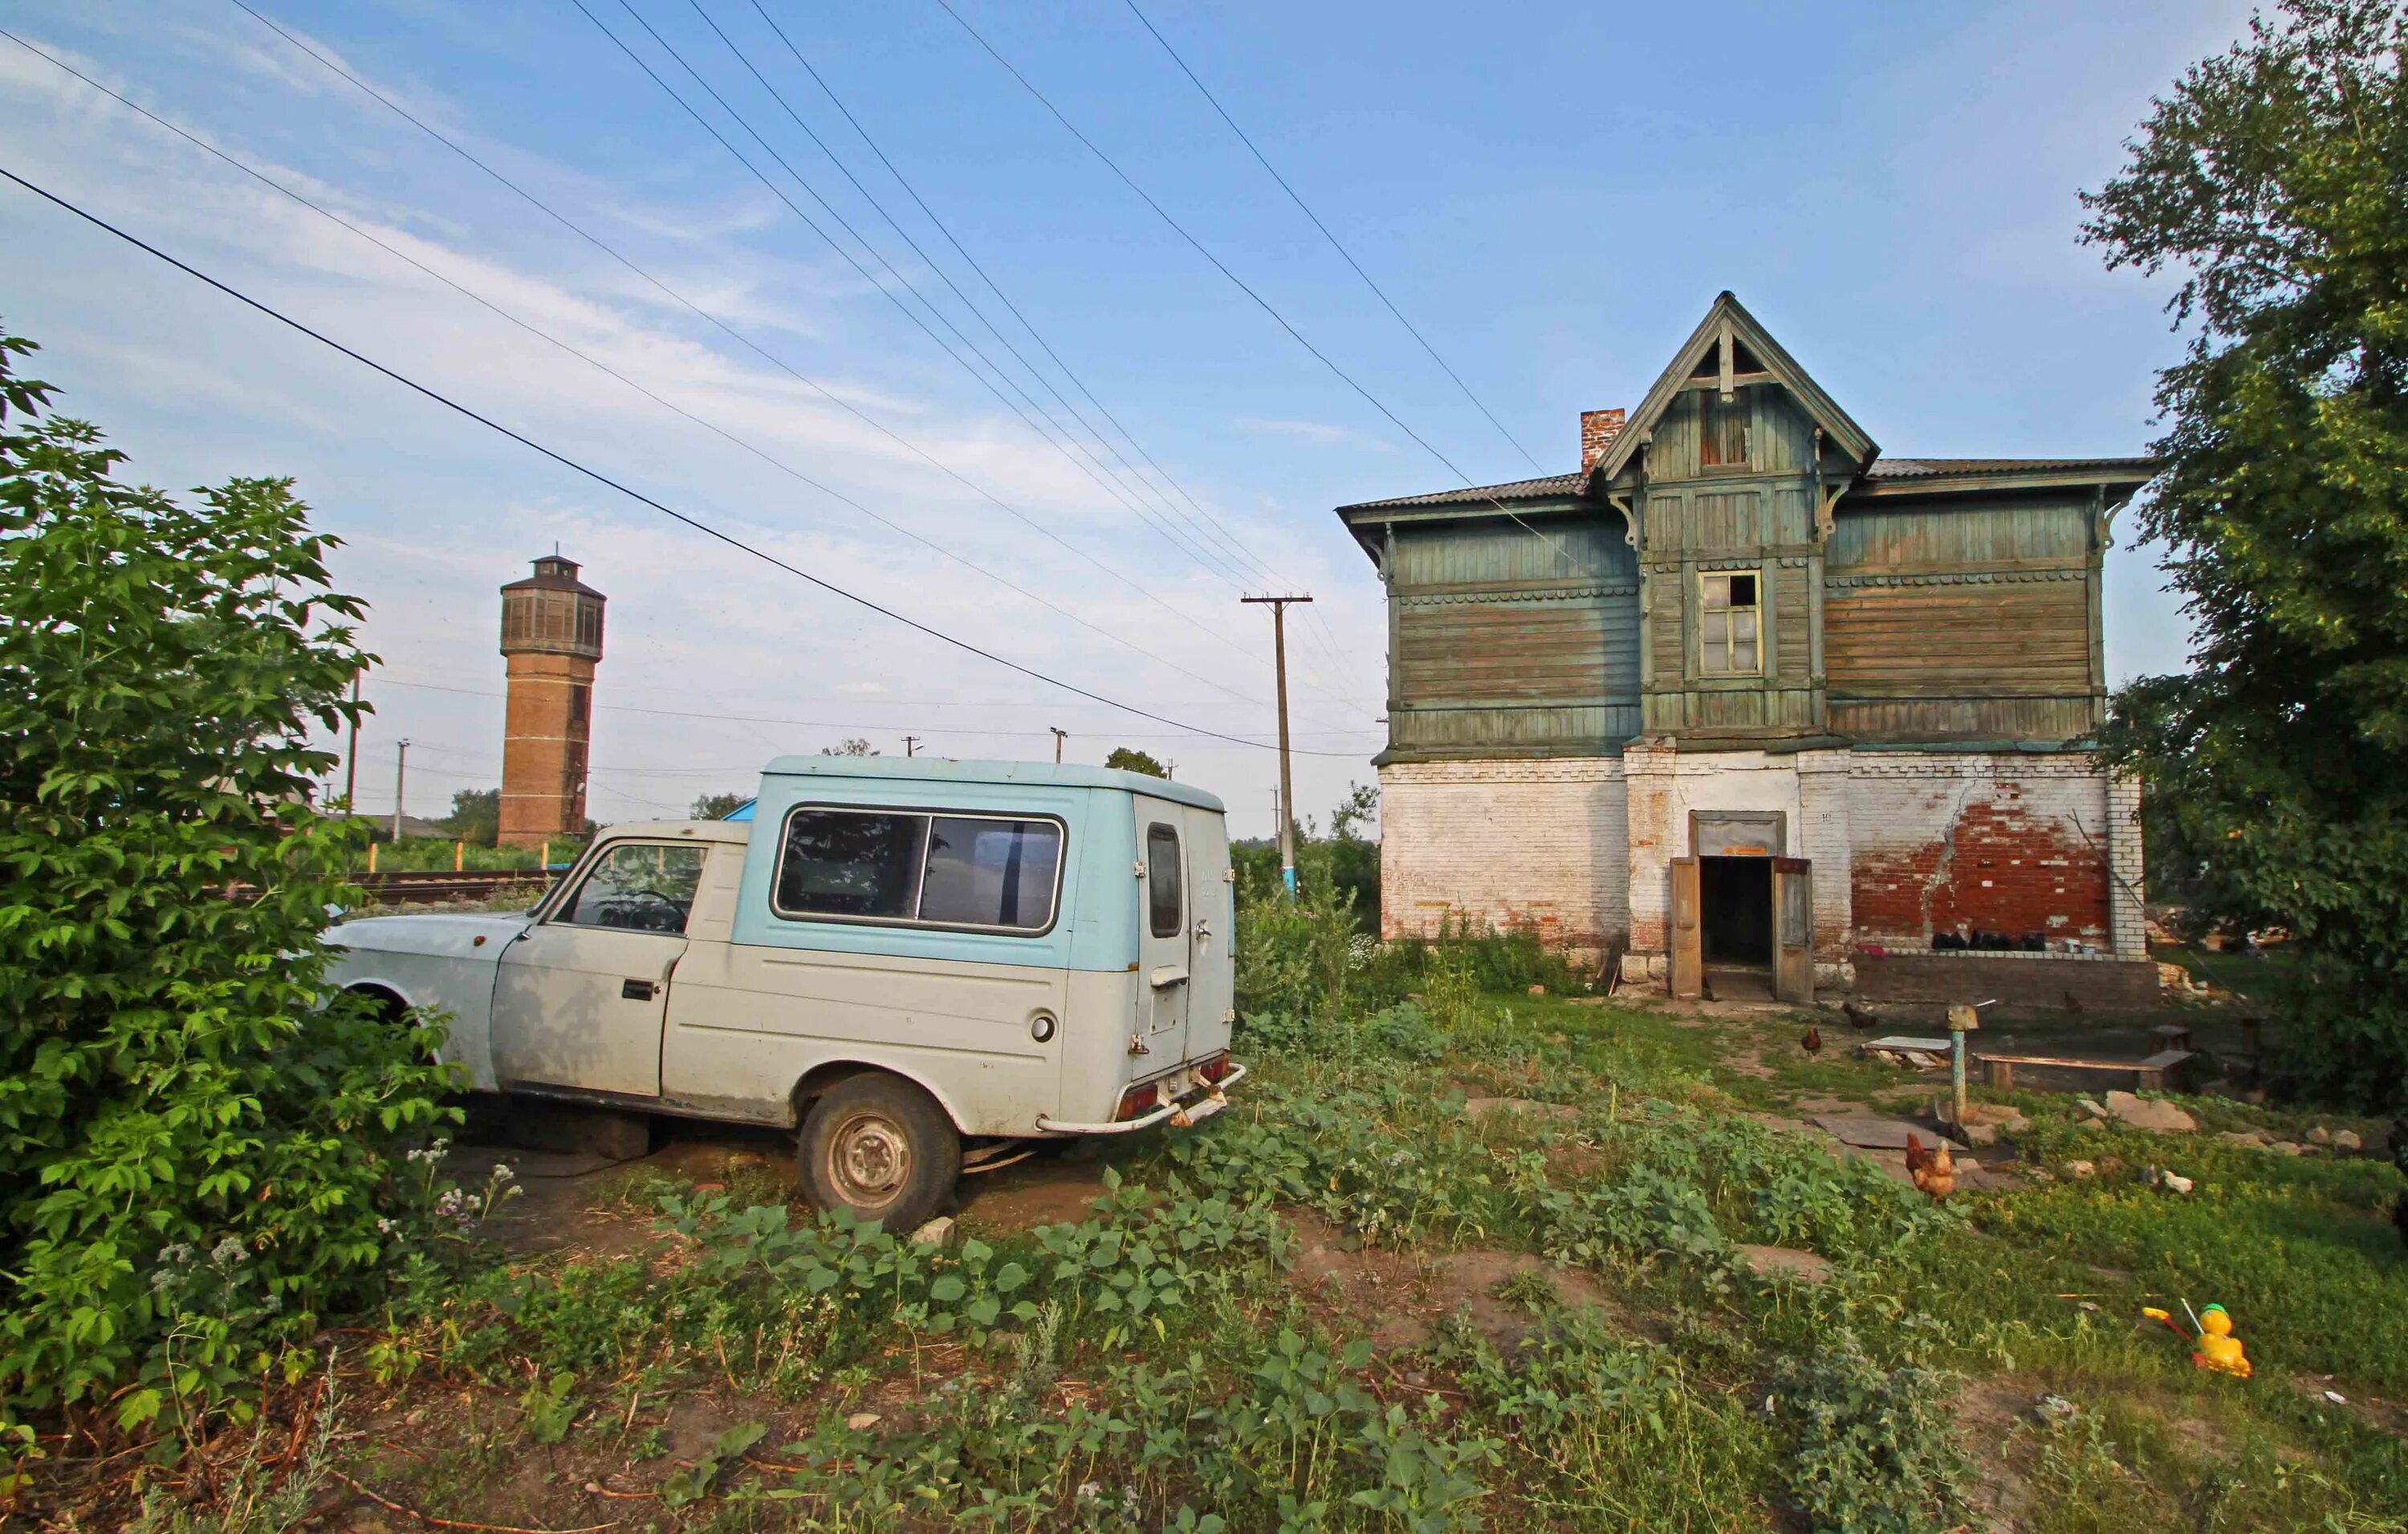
[621,978,657,1001]
[1149,965,1189,988]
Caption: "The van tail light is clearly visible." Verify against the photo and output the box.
[1114,1082,1162,1122]
[1196,1052,1233,1085]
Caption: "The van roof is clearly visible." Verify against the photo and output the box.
[759,755,1227,814]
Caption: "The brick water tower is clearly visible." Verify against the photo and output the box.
[497,554,605,848]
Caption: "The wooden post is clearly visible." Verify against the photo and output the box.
[542,838,551,870]
[1947,1003,1979,1129]
[368,840,378,874]
[1242,595,1313,899]
[454,840,465,872]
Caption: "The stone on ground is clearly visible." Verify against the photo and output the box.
[910,1216,956,1247]
[2104,1090,2196,1133]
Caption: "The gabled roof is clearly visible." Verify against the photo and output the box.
[1589,291,1877,485]
[1332,457,2158,526]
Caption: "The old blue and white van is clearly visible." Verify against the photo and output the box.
[325,757,1243,1230]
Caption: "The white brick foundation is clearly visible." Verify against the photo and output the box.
[1377,759,1629,956]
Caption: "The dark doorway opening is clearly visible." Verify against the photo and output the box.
[1700,855,1773,965]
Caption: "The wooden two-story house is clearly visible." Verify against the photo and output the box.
[1336,293,2155,1004]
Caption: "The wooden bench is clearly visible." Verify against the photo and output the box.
[1977,1049,2197,1093]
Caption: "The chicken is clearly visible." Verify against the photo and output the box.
[1905,1132,1956,1201]
[1799,1024,1823,1056]
[1841,1000,1881,1031]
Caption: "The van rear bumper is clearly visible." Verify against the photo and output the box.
[1036,1062,1247,1135]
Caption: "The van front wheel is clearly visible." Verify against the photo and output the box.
[798,1075,960,1233]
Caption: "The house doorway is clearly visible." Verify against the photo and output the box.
[1689,812,1786,1003]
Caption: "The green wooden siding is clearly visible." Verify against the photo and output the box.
[1383,519,1641,759]
[1824,491,2104,742]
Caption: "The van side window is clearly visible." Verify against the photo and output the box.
[558,843,705,933]
[773,806,1066,933]
[776,810,925,919]
[919,818,1061,930]
[1146,824,1182,938]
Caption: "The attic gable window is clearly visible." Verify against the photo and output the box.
[1699,388,1751,470]
[1698,571,1761,674]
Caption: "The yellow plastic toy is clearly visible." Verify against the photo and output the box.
[2142,1301,2252,1378]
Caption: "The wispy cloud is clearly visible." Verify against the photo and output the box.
[1231,415,1396,452]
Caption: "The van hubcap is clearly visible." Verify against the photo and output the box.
[828,1110,910,1208]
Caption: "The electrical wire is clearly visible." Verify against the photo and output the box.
[732,0,1365,690]
[687,0,1269,595]
[0,26,1279,713]
[1118,0,1542,475]
[221,0,1375,726]
[370,673,1380,741]
[0,164,1375,758]
[584,0,1257,594]
[932,0,1599,580]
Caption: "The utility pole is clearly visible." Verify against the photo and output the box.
[392,739,411,842]
[343,671,362,809]
[1242,594,1312,898]
[902,735,919,758]
[1050,726,1068,764]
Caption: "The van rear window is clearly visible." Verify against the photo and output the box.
[773,806,1063,934]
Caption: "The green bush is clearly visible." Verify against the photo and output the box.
[0,329,458,1430]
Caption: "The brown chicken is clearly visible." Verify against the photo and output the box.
[1841,1000,1881,1031]
[1904,1133,1956,1201]
[1799,1024,1822,1056]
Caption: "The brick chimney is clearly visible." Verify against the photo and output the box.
[1580,408,1626,472]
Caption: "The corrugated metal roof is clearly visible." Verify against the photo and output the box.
[1336,457,2155,513]
[1865,457,2158,479]
[1336,473,1585,512]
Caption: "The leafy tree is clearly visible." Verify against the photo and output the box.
[690,790,750,820]
[1104,747,1168,778]
[819,738,878,757]
[0,328,457,1424]
[442,786,499,846]
[2084,0,2408,1105]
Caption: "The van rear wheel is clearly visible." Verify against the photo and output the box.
[798,1075,959,1233]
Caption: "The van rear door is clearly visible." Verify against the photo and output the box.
[1179,802,1234,1062]
[1133,797,1191,1063]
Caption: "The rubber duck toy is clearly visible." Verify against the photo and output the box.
[2142,1301,2253,1378]
[2191,1304,2251,1377]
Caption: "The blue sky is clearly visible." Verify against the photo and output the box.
[1,0,2242,835]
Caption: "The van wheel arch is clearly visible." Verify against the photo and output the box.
[789,1062,963,1132]
[345,983,410,1022]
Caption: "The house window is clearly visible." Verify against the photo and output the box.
[1698,389,1750,470]
[1699,572,1761,674]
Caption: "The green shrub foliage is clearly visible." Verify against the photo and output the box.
[2085,0,2408,1107]
[0,328,457,1422]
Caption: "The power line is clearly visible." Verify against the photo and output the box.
[0,26,1271,714]
[734,0,1294,596]
[0,164,1376,758]
[1118,0,1543,474]
[689,0,1275,596]
[581,0,1257,594]
[221,0,1374,726]
[368,673,1380,740]
[931,0,1601,581]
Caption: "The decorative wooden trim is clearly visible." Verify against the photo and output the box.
[1824,567,2089,590]
[1396,581,1637,608]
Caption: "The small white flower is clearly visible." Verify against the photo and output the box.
[491,1163,514,1181]
[261,1293,283,1314]
[210,1236,247,1266]
[1076,1483,1103,1501]
[376,1218,397,1235]
[148,1269,177,1294]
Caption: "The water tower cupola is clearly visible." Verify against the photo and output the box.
[497,555,606,848]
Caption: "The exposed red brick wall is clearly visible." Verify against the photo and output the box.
[1852,797,2109,944]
